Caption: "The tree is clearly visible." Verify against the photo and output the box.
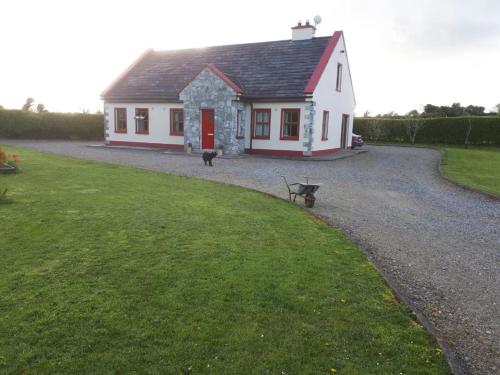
[464,118,473,148]
[36,103,48,113]
[22,97,35,111]
[405,115,425,144]
[407,109,419,117]
[383,111,397,117]
[448,102,464,117]
[464,105,484,116]
[495,104,500,115]
[0,105,4,110]
[423,104,441,117]
[363,110,371,117]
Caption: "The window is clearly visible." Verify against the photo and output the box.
[236,110,244,139]
[170,109,184,135]
[322,111,329,140]
[253,109,271,139]
[114,108,127,133]
[336,63,343,91]
[135,108,149,134]
[280,109,300,140]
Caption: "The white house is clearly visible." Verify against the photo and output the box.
[101,21,355,157]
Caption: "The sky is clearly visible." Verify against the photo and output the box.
[1,0,499,115]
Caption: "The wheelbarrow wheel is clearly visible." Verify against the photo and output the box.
[304,194,316,208]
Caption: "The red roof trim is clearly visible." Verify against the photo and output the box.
[206,64,242,93]
[178,63,242,95]
[304,31,342,94]
[101,48,154,97]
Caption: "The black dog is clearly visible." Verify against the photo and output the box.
[202,151,217,166]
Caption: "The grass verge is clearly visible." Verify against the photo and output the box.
[440,146,500,197]
[0,146,450,374]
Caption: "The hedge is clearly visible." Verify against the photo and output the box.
[0,109,103,140]
[353,116,500,145]
[2,109,499,145]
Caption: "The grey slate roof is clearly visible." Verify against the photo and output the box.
[102,37,331,101]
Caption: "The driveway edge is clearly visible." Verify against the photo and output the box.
[233,187,463,375]
[436,148,500,201]
[368,143,500,201]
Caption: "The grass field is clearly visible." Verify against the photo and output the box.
[0,146,450,374]
[440,146,500,196]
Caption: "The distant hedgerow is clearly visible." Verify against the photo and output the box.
[0,109,103,140]
[353,116,500,145]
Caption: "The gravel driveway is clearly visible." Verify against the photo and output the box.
[3,140,499,375]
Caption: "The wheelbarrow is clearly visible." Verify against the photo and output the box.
[281,176,321,208]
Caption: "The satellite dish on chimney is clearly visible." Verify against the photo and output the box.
[314,15,322,27]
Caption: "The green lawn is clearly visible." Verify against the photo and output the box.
[440,146,500,196]
[0,147,450,374]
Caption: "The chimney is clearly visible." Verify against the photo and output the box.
[291,20,316,41]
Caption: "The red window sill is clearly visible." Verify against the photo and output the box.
[321,137,328,141]
[136,131,149,135]
[280,136,299,141]
[115,130,127,134]
[170,132,184,136]
[252,136,270,140]
[336,88,342,92]
[236,136,244,139]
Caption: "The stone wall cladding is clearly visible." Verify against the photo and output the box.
[303,100,316,155]
[104,104,110,145]
[180,68,244,154]
[234,101,248,153]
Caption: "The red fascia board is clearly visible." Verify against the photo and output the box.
[206,64,242,93]
[304,31,342,94]
[178,64,242,95]
[101,49,154,97]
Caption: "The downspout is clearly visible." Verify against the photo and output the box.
[249,103,254,154]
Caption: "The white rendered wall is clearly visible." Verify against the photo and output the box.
[104,102,184,146]
[312,34,356,151]
[244,102,308,152]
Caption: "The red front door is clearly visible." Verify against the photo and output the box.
[201,109,215,149]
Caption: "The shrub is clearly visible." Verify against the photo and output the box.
[354,116,500,145]
[0,110,103,140]
[0,147,6,164]
[0,146,19,173]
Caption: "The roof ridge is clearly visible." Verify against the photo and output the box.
[153,36,332,54]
